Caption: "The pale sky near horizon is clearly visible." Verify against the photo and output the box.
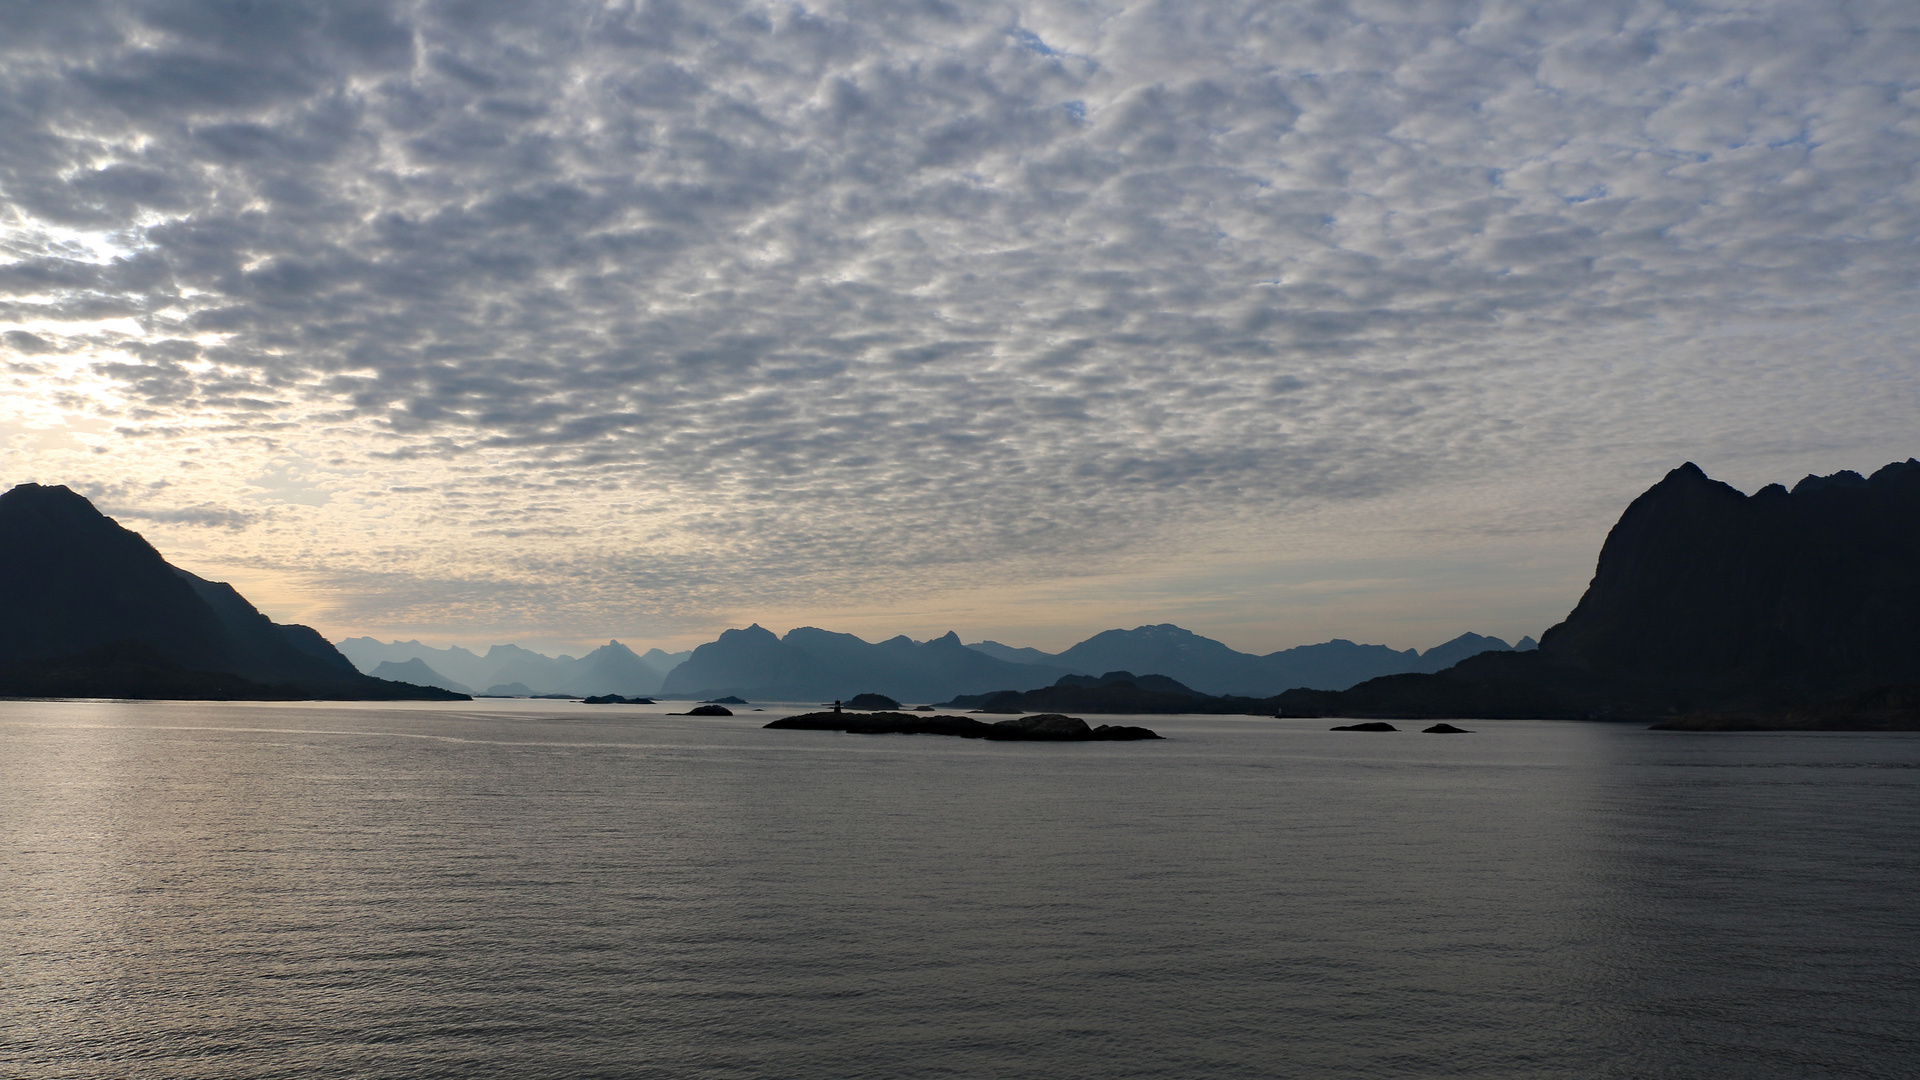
[3,0,1917,656]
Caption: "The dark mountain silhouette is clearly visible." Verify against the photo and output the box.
[370,658,472,695]
[1053,624,1281,694]
[1279,460,1920,720]
[660,624,1079,702]
[964,640,1078,668]
[337,638,684,696]
[1413,632,1517,672]
[968,624,1522,696]
[0,483,462,700]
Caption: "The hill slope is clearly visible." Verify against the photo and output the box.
[1279,460,1920,719]
[0,484,461,700]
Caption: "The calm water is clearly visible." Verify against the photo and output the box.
[1,701,1915,1079]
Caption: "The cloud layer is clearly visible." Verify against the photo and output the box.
[3,0,1917,648]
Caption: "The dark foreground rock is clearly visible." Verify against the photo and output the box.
[1331,722,1399,732]
[1649,685,1920,731]
[583,694,655,704]
[765,711,1161,741]
[1423,723,1474,733]
[680,704,733,716]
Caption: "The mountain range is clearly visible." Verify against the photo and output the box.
[1278,460,1920,720]
[969,625,1534,696]
[657,625,1082,703]
[0,484,457,700]
[336,622,1535,702]
[29,457,1895,718]
[337,638,689,697]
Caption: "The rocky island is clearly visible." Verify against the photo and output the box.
[766,710,1161,741]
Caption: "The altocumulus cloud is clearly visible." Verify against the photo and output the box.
[1,0,1917,645]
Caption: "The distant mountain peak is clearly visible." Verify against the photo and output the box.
[1793,468,1869,495]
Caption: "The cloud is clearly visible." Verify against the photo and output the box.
[3,0,1918,646]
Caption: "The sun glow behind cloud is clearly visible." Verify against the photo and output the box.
[2,0,1917,652]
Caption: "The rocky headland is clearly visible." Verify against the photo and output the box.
[0,484,464,701]
[1275,460,1920,726]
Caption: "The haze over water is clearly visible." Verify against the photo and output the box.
[3,701,1915,1079]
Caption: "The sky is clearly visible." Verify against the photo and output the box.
[2,0,1917,656]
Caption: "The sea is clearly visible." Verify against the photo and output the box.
[2,700,1915,1079]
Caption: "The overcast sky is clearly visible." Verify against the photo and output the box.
[3,0,1916,654]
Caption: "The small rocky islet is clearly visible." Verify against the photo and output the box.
[766,710,1161,741]
[1329,721,1475,733]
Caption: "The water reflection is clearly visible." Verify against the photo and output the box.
[1,704,1914,1079]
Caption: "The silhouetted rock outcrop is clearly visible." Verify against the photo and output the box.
[846,692,901,710]
[1332,722,1399,731]
[943,671,1272,714]
[0,484,462,700]
[1278,460,1920,719]
[683,704,733,716]
[765,711,1162,741]
[582,694,655,704]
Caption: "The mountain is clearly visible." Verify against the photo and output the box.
[370,658,472,695]
[1279,460,1920,720]
[1414,632,1516,672]
[1541,460,1920,702]
[337,638,686,696]
[659,624,1079,702]
[965,640,1078,668]
[0,483,459,700]
[971,624,1522,696]
[1052,625,1279,694]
